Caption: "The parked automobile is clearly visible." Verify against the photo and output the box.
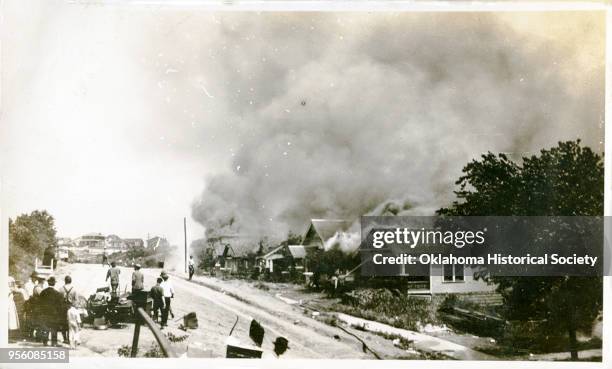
[85,286,153,326]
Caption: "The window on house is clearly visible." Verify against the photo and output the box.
[455,265,465,281]
[443,264,453,281]
[444,264,465,282]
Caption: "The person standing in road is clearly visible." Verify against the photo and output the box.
[66,301,81,349]
[105,261,120,296]
[188,256,195,280]
[39,276,64,346]
[159,271,174,328]
[61,276,77,344]
[131,264,144,293]
[149,277,165,324]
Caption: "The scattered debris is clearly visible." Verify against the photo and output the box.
[273,336,289,356]
[166,332,189,343]
[419,323,450,333]
[228,316,239,336]
[175,312,198,329]
[275,293,299,305]
[225,336,263,358]
[249,319,265,347]
[334,324,382,359]
[405,348,420,355]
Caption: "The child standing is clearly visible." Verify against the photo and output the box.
[66,302,81,349]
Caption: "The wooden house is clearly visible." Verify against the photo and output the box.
[303,218,496,297]
[207,235,257,276]
[301,219,353,249]
[287,245,306,272]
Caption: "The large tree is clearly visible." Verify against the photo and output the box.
[439,140,603,360]
[9,210,58,280]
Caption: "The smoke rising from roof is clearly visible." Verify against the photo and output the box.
[190,12,604,242]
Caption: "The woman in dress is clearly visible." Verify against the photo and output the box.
[8,277,20,334]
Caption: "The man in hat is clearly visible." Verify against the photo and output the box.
[131,264,144,293]
[159,271,174,327]
[149,277,165,323]
[39,276,64,346]
[273,337,289,357]
[27,274,47,342]
[24,272,38,301]
[105,261,120,296]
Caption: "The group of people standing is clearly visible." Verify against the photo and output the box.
[149,271,175,328]
[105,261,175,328]
[9,272,82,349]
[9,258,188,351]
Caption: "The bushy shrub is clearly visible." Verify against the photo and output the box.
[334,288,437,331]
[117,345,132,357]
[143,343,165,358]
[437,294,504,337]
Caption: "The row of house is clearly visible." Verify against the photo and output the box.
[57,233,168,260]
[203,219,495,296]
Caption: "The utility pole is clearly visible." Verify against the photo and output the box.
[184,217,187,274]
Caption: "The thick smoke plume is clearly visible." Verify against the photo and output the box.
[190,13,604,245]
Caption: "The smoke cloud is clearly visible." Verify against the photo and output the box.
[190,12,604,244]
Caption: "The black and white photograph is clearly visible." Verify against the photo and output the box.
[0,1,607,365]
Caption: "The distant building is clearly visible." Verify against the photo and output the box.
[124,238,145,248]
[73,233,106,254]
[105,234,127,250]
[74,233,105,248]
[147,236,170,250]
[56,237,76,261]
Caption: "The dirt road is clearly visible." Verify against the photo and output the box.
[11,263,408,359]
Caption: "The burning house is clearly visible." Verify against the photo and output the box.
[147,236,170,250]
[301,219,354,249]
[205,235,257,277]
[257,242,305,282]
[302,219,496,298]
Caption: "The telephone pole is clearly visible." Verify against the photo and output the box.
[184,217,187,273]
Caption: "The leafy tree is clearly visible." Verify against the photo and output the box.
[439,141,603,360]
[9,210,58,280]
[307,245,360,291]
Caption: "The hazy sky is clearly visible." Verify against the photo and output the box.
[0,3,604,245]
